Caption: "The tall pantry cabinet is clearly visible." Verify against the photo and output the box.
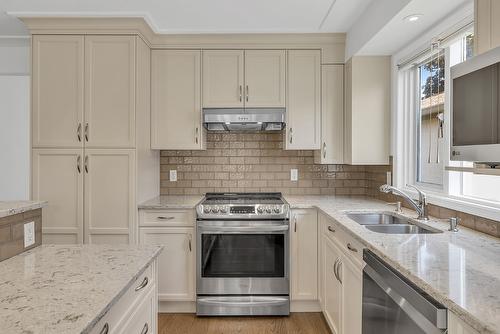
[31,34,156,244]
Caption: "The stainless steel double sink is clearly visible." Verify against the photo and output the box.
[346,212,442,234]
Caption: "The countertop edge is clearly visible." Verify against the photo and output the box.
[81,246,163,334]
[138,196,204,210]
[289,202,496,334]
[0,201,48,219]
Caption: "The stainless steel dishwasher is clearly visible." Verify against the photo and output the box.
[362,250,448,334]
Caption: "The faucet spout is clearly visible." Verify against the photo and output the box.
[379,184,429,220]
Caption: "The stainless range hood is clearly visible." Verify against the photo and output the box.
[203,108,285,131]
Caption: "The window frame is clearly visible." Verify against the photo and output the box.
[395,28,500,222]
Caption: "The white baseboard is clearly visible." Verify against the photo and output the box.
[290,300,321,312]
[159,301,196,313]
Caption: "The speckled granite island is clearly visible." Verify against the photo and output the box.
[285,196,500,334]
[0,244,162,334]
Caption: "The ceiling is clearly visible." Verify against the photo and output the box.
[358,0,473,55]
[0,0,373,36]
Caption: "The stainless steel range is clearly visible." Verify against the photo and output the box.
[196,192,290,316]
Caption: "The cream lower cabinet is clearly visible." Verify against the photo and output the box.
[290,209,318,301]
[315,64,344,164]
[151,50,203,150]
[139,209,196,306]
[33,149,136,244]
[285,50,321,150]
[90,259,158,334]
[319,212,363,334]
[84,149,136,244]
[32,149,84,244]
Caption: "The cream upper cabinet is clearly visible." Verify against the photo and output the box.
[291,209,318,301]
[315,64,344,164]
[286,50,321,150]
[32,35,84,148]
[344,56,390,165]
[32,149,84,244]
[151,50,203,150]
[244,50,286,107]
[202,50,244,108]
[475,0,500,55]
[139,227,195,301]
[84,149,135,244]
[322,234,342,334]
[85,36,136,148]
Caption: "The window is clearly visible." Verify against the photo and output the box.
[397,26,500,218]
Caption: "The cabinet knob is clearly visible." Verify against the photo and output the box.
[347,243,358,253]
[327,226,335,233]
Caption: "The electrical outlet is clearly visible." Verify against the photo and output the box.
[290,169,298,181]
[386,171,392,186]
[24,221,35,248]
[170,170,177,182]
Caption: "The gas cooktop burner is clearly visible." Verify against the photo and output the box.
[196,192,289,219]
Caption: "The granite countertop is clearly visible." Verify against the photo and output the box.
[285,195,500,334]
[0,244,163,334]
[0,200,48,218]
[138,195,203,209]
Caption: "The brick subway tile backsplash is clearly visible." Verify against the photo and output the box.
[160,131,389,196]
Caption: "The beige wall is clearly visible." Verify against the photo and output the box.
[160,131,387,196]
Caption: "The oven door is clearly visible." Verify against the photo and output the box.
[197,220,289,295]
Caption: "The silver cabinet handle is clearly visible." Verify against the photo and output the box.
[99,323,109,334]
[195,127,199,144]
[327,226,335,233]
[140,323,148,334]
[77,123,82,142]
[135,276,149,292]
[333,258,339,281]
[84,155,89,173]
[157,216,175,220]
[337,260,343,284]
[289,128,293,144]
[84,123,89,142]
[239,85,242,102]
[188,235,192,252]
[323,142,326,158]
[347,243,358,253]
[77,155,81,173]
[293,215,297,233]
[246,85,249,102]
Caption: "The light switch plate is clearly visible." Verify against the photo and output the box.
[170,170,177,182]
[24,221,35,248]
[290,169,298,181]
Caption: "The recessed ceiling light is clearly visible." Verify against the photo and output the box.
[404,14,422,22]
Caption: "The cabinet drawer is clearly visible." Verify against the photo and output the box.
[140,209,195,226]
[117,287,155,334]
[321,215,364,265]
[89,263,155,334]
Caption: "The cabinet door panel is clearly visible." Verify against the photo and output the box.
[286,50,321,149]
[322,235,342,334]
[152,50,202,149]
[244,50,286,107]
[32,149,84,244]
[139,228,195,301]
[202,50,244,108]
[32,35,84,148]
[315,65,344,164]
[341,256,363,334]
[291,209,318,300]
[84,149,135,243]
[85,36,136,148]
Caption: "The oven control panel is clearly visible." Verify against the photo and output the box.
[230,206,255,214]
[200,204,284,216]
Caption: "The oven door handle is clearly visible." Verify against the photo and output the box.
[198,225,289,233]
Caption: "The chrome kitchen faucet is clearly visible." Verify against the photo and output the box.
[380,184,429,220]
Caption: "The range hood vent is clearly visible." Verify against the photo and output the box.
[203,108,286,131]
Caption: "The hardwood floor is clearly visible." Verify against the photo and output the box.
[158,313,332,334]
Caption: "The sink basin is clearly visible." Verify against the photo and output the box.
[346,212,410,225]
[346,212,441,234]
